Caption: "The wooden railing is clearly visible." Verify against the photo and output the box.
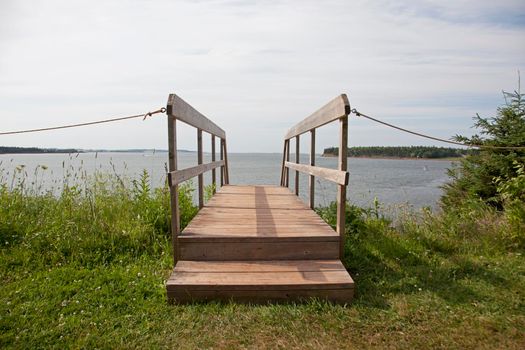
[166,94,229,262]
[280,94,350,258]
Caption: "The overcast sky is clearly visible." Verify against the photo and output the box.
[1,0,524,153]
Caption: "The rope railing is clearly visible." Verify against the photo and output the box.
[0,108,166,136]
[351,108,525,151]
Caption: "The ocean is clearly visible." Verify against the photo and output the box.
[0,152,455,211]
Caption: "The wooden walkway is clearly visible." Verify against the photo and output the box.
[164,93,354,303]
[166,185,354,303]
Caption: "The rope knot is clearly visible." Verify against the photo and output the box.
[143,107,167,120]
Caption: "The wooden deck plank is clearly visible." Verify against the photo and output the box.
[167,271,352,289]
[167,260,354,289]
[179,241,339,260]
[173,260,347,272]
[166,259,354,304]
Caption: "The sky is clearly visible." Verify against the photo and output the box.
[1,0,524,153]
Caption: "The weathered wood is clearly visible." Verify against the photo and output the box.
[163,91,357,304]
[211,135,216,194]
[285,140,290,187]
[223,138,230,185]
[197,129,204,208]
[166,259,354,304]
[173,259,346,272]
[179,234,337,242]
[295,135,300,196]
[168,271,350,288]
[165,185,354,303]
[178,185,339,260]
[167,94,226,139]
[284,161,348,185]
[220,138,224,186]
[179,241,338,260]
[279,141,287,186]
[168,161,225,187]
[167,115,180,264]
[285,94,350,139]
[337,117,348,259]
[309,129,315,209]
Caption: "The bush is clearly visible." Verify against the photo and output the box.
[442,87,525,209]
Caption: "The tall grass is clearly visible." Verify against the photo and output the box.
[1,165,524,349]
[0,165,197,270]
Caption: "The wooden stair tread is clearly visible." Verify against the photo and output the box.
[167,260,354,291]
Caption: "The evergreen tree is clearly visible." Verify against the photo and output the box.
[442,86,525,209]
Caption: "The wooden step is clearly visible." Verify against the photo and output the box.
[166,260,354,304]
[178,186,339,260]
[179,239,338,260]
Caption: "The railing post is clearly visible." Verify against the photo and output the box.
[309,129,315,209]
[295,135,300,195]
[280,140,288,186]
[285,139,290,188]
[167,114,180,264]
[197,129,204,208]
[211,135,216,194]
[220,138,224,186]
[223,138,230,185]
[337,116,348,259]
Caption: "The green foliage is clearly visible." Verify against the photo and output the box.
[323,146,471,159]
[0,167,197,269]
[204,183,216,202]
[1,167,524,348]
[495,161,525,236]
[442,88,525,209]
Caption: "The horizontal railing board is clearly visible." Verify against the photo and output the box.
[168,160,225,187]
[284,161,348,185]
[285,94,350,139]
[167,94,226,139]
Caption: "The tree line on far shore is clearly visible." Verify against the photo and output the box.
[322,146,473,159]
[0,146,81,154]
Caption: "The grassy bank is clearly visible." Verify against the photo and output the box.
[1,170,524,349]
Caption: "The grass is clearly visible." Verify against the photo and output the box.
[1,167,524,349]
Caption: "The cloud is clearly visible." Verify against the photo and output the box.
[0,0,524,151]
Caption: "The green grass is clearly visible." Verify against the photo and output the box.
[1,169,524,349]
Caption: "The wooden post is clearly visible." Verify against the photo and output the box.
[336,116,348,259]
[309,129,315,209]
[223,138,230,185]
[197,129,204,209]
[280,141,288,186]
[220,138,224,186]
[168,115,180,264]
[295,135,300,195]
[285,139,290,188]
[211,135,216,194]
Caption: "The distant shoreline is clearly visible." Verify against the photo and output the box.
[322,154,462,161]
[0,146,173,155]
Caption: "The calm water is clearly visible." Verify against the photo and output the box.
[0,152,455,210]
